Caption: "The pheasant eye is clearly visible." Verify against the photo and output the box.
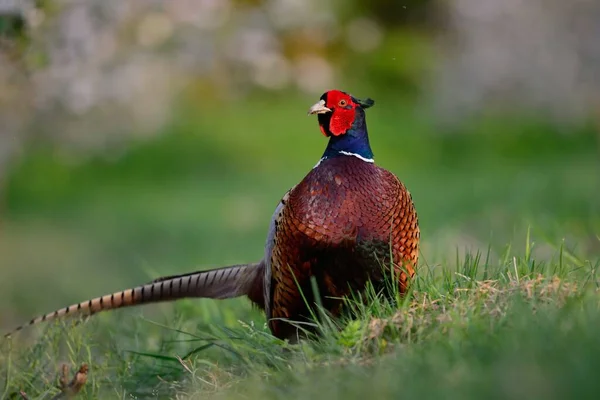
[338,99,347,106]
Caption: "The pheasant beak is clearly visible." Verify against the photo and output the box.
[307,100,332,115]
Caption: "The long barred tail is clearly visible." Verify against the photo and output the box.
[4,262,263,338]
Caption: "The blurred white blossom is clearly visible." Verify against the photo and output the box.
[294,55,335,94]
[253,54,292,90]
[136,12,174,48]
[431,0,600,126]
[165,0,231,30]
[0,0,342,165]
[266,0,317,30]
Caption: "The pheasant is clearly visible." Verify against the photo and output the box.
[5,90,420,341]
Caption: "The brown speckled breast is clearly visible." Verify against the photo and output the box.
[268,155,419,339]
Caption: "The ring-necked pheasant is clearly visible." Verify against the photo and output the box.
[5,90,420,341]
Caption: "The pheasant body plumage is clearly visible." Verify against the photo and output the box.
[265,155,418,338]
[5,90,420,342]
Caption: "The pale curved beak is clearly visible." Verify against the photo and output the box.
[307,99,332,116]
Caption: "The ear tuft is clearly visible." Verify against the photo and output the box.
[354,97,375,109]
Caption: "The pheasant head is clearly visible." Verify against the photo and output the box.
[308,89,375,162]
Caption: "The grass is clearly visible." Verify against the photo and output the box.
[2,236,599,399]
[0,94,599,398]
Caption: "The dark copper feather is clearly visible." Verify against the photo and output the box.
[267,156,419,339]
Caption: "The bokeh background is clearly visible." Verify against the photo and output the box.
[0,0,599,332]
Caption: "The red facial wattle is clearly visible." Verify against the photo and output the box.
[328,106,356,136]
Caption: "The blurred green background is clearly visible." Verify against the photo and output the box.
[0,0,599,335]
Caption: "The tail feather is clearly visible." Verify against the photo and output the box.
[4,262,263,338]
